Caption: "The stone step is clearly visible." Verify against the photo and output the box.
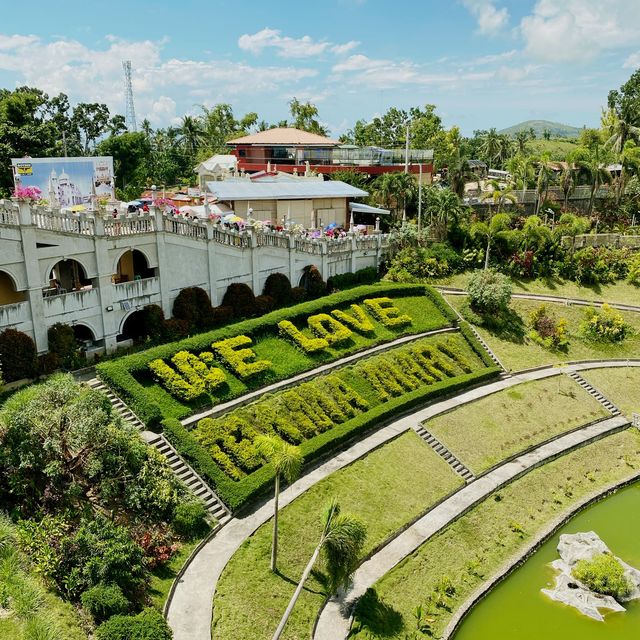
[414,425,475,483]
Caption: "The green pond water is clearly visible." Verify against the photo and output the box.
[454,481,640,640]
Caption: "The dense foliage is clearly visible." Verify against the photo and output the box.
[572,553,632,600]
[0,328,38,382]
[467,269,513,313]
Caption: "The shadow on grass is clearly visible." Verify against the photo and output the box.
[273,567,327,597]
[462,303,527,344]
[349,588,404,638]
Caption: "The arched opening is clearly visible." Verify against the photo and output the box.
[0,271,26,305]
[72,323,94,346]
[113,249,155,284]
[118,309,147,343]
[46,259,92,296]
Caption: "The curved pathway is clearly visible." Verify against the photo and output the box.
[166,359,640,640]
[314,413,629,639]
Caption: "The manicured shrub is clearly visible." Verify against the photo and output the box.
[327,271,357,291]
[172,501,209,539]
[81,583,129,623]
[290,286,307,303]
[331,305,375,334]
[355,266,379,284]
[209,305,234,327]
[307,314,353,345]
[278,320,329,353]
[47,323,79,370]
[212,335,271,379]
[95,607,172,640]
[0,328,38,382]
[254,294,275,315]
[221,283,256,318]
[142,305,165,342]
[527,304,569,351]
[263,272,292,307]
[172,287,212,329]
[363,298,412,327]
[572,553,631,600]
[580,304,629,343]
[467,269,512,313]
[300,265,326,298]
[162,318,190,342]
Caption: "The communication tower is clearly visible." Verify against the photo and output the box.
[122,60,137,132]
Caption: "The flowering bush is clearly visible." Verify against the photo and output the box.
[307,313,353,345]
[363,297,412,327]
[13,185,42,200]
[133,525,180,569]
[212,335,271,378]
[527,304,569,351]
[581,304,629,343]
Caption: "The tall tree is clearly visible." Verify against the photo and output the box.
[471,212,511,269]
[271,499,366,640]
[178,115,204,156]
[607,68,640,150]
[423,187,464,239]
[481,179,516,213]
[71,102,110,153]
[256,436,302,573]
[573,145,612,216]
[288,98,327,135]
[480,128,502,167]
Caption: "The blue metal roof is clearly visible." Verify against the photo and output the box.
[206,179,368,201]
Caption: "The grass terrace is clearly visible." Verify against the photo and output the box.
[438,272,640,307]
[581,367,640,418]
[161,330,498,511]
[427,376,609,474]
[97,284,456,425]
[447,296,640,371]
[350,429,640,639]
[212,430,463,640]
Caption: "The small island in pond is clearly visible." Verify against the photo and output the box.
[542,531,640,621]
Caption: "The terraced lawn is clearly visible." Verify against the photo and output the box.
[350,428,640,639]
[447,296,640,371]
[581,367,640,418]
[211,431,463,640]
[437,272,640,307]
[427,376,609,474]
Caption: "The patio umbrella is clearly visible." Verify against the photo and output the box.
[126,200,142,207]
[325,222,338,230]
[70,204,86,212]
[223,214,244,223]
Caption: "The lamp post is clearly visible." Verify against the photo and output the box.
[404,122,410,174]
[417,162,423,233]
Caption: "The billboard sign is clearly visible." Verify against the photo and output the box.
[11,156,114,208]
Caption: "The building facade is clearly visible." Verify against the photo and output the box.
[0,200,389,355]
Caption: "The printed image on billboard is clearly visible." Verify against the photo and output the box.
[11,157,114,208]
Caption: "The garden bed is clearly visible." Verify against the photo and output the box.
[211,430,463,640]
[97,283,455,425]
[427,376,609,474]
[349,428,640,639]
[161,330,498,511]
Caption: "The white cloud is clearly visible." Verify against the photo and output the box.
[238,28,358,58]
[461,0,509,36]
[624,52,640,69]
[520,0,640,63]
[0,33,317,124]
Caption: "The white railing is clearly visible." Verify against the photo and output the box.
[104,215,155,236]
[0,208,19,226]
[0,300,30,327]
[294,238,324,255]
[32,210,95,234]
[112,276,161,302]
[164,216,208,240]
[211,227,251,247]
[255,231,290,249]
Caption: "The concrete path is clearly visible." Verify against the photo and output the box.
[314,413,630,640]
[165,360,640,640]
[182,326,457,427]
[437,286,640,314]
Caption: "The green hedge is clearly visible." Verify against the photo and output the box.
[161,365,500,512]
[97,283,455,426]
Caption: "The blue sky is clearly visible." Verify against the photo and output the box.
[0,0,639,136]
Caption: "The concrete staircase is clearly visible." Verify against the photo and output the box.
[567,371,621,416]
[145,432,231,526]
[85,378,231,525]
[414,424,475,483]
[466,323,505,371]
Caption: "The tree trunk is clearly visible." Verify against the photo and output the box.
[589,182,597,216]
[271,542,323,640]
[484,235,491,270]
[270,473,280,572]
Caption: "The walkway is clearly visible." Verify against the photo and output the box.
[314,414,630,639]
[165,359,640,640]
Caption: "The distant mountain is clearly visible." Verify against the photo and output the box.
[499,120,582,139]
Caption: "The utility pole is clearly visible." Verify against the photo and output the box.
[404,122,410,173]
[417,162,423,233]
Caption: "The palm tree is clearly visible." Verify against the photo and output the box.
[372,173,416,223]
[507,154,535,204]
[448,152,475,199]
[178,115,204,156]
[574,146,612,216]
[534,155,555,216]
[559,163,576,210]
[481,179,517,213]
[256,436,303,573]
[424,187,463,240]
[514,130,530,155]
[601,107,640,156]
[618,140,640,202]
[271,499,367,640]
[497,135,514,168]
[480,128,501,167]
[471,212,511,270]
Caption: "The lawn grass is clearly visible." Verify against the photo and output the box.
[127,293,451,422]
[211,431,463,640]
[437,272,640,307]
[350,428,640,639]
[427,376,608,474]
[148,537,203,611]
[447,295,640,372]
[581,367,640,418]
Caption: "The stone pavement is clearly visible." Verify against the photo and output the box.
[314,413,630,640]
[165,360,640,640]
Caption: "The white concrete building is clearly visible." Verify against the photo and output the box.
[0,199,388,355]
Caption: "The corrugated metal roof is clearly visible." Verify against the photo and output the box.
[227,127,339,146]
[206,180,368,201]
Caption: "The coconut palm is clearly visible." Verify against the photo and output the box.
[481,180,517,213]
[618,140,640,201]
[256,436,303,573]
[497,135,514,168]
[533,155,555,216]
[271,499,367,640]
[423,187,464,240]
[507,154,535,204]
[601,107,640,156]
[178,115,204,156]
[372,173,416,222]
[448,151,475,199]
[573,146,612,217]
[480,128,501,167]
[471,212,511,270]
[513,130,530,155]
[558,163,576,210]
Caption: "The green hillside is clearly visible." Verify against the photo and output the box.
[499,119,582,139]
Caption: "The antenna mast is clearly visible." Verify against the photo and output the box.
[122,60,137,132]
